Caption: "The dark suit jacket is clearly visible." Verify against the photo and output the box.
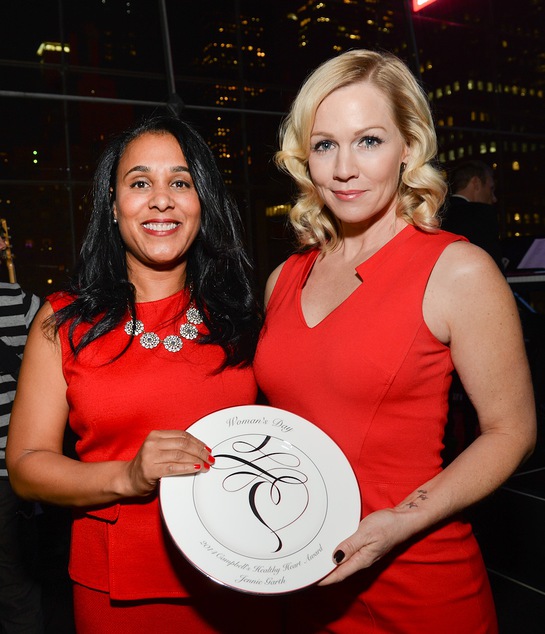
[441,195,503,269]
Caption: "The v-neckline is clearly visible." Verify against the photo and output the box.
[297,225,415,329]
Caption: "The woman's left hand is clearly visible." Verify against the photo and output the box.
[318,508,412,585]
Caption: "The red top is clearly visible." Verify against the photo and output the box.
[49,289,257,600]
[254,225,498,633]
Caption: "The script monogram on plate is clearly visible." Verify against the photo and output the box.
[193,434,328,559]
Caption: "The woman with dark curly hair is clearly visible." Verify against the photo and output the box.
[7,115,265,632]
[254,50,536,633]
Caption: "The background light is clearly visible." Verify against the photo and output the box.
[413,0,438,12]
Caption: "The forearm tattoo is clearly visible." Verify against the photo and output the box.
[406,489,428,509]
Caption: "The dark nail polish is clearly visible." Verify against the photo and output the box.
[333,550,345,564]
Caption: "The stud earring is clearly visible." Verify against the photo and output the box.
[113,217,118,224]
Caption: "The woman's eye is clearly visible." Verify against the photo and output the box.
[312,139,335,152]
[360,136,382,149]
[130,179,149,189]
[172,180,190,189]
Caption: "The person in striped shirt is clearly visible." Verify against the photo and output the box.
[0,235,42,633]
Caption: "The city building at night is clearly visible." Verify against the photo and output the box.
[1,0,544,294]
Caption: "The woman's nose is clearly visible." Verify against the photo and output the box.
[333,148,358,181]
[149,186,174,210]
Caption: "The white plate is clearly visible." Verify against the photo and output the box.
[160,404,361,595]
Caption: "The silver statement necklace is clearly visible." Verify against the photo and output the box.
[124,304,204,353]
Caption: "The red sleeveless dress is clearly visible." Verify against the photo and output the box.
[49,289,280,633]
[254,225,498,633]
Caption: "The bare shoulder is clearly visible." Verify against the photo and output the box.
[22,300,64,365]
[264,261,286,307]
[34,299,55,321]
[424,241,515,344]
[27,300,56,338]
[428,240,510,295]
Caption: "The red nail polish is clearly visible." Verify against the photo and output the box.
[205,445,212,452]
[208,455,216,465]
[194,463,201,470]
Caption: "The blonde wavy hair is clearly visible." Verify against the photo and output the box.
[276,49,447,250]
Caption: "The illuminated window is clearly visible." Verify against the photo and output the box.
[36,41,71,56]
[265,204,292,217]
[512,161,520,171]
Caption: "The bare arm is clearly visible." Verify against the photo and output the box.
[322,242,536,583]
[6,302,213,508]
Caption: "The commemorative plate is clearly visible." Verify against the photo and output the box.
[160,404,361,595]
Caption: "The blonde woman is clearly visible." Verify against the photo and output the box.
[254,50,535,633]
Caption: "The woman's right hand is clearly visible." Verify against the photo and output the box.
[125,429,215,496]
[7,302,216,507]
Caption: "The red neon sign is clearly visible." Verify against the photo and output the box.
[413,0,438,11]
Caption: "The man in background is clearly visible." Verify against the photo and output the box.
[0,234,43,633]
[441,159,503,269]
